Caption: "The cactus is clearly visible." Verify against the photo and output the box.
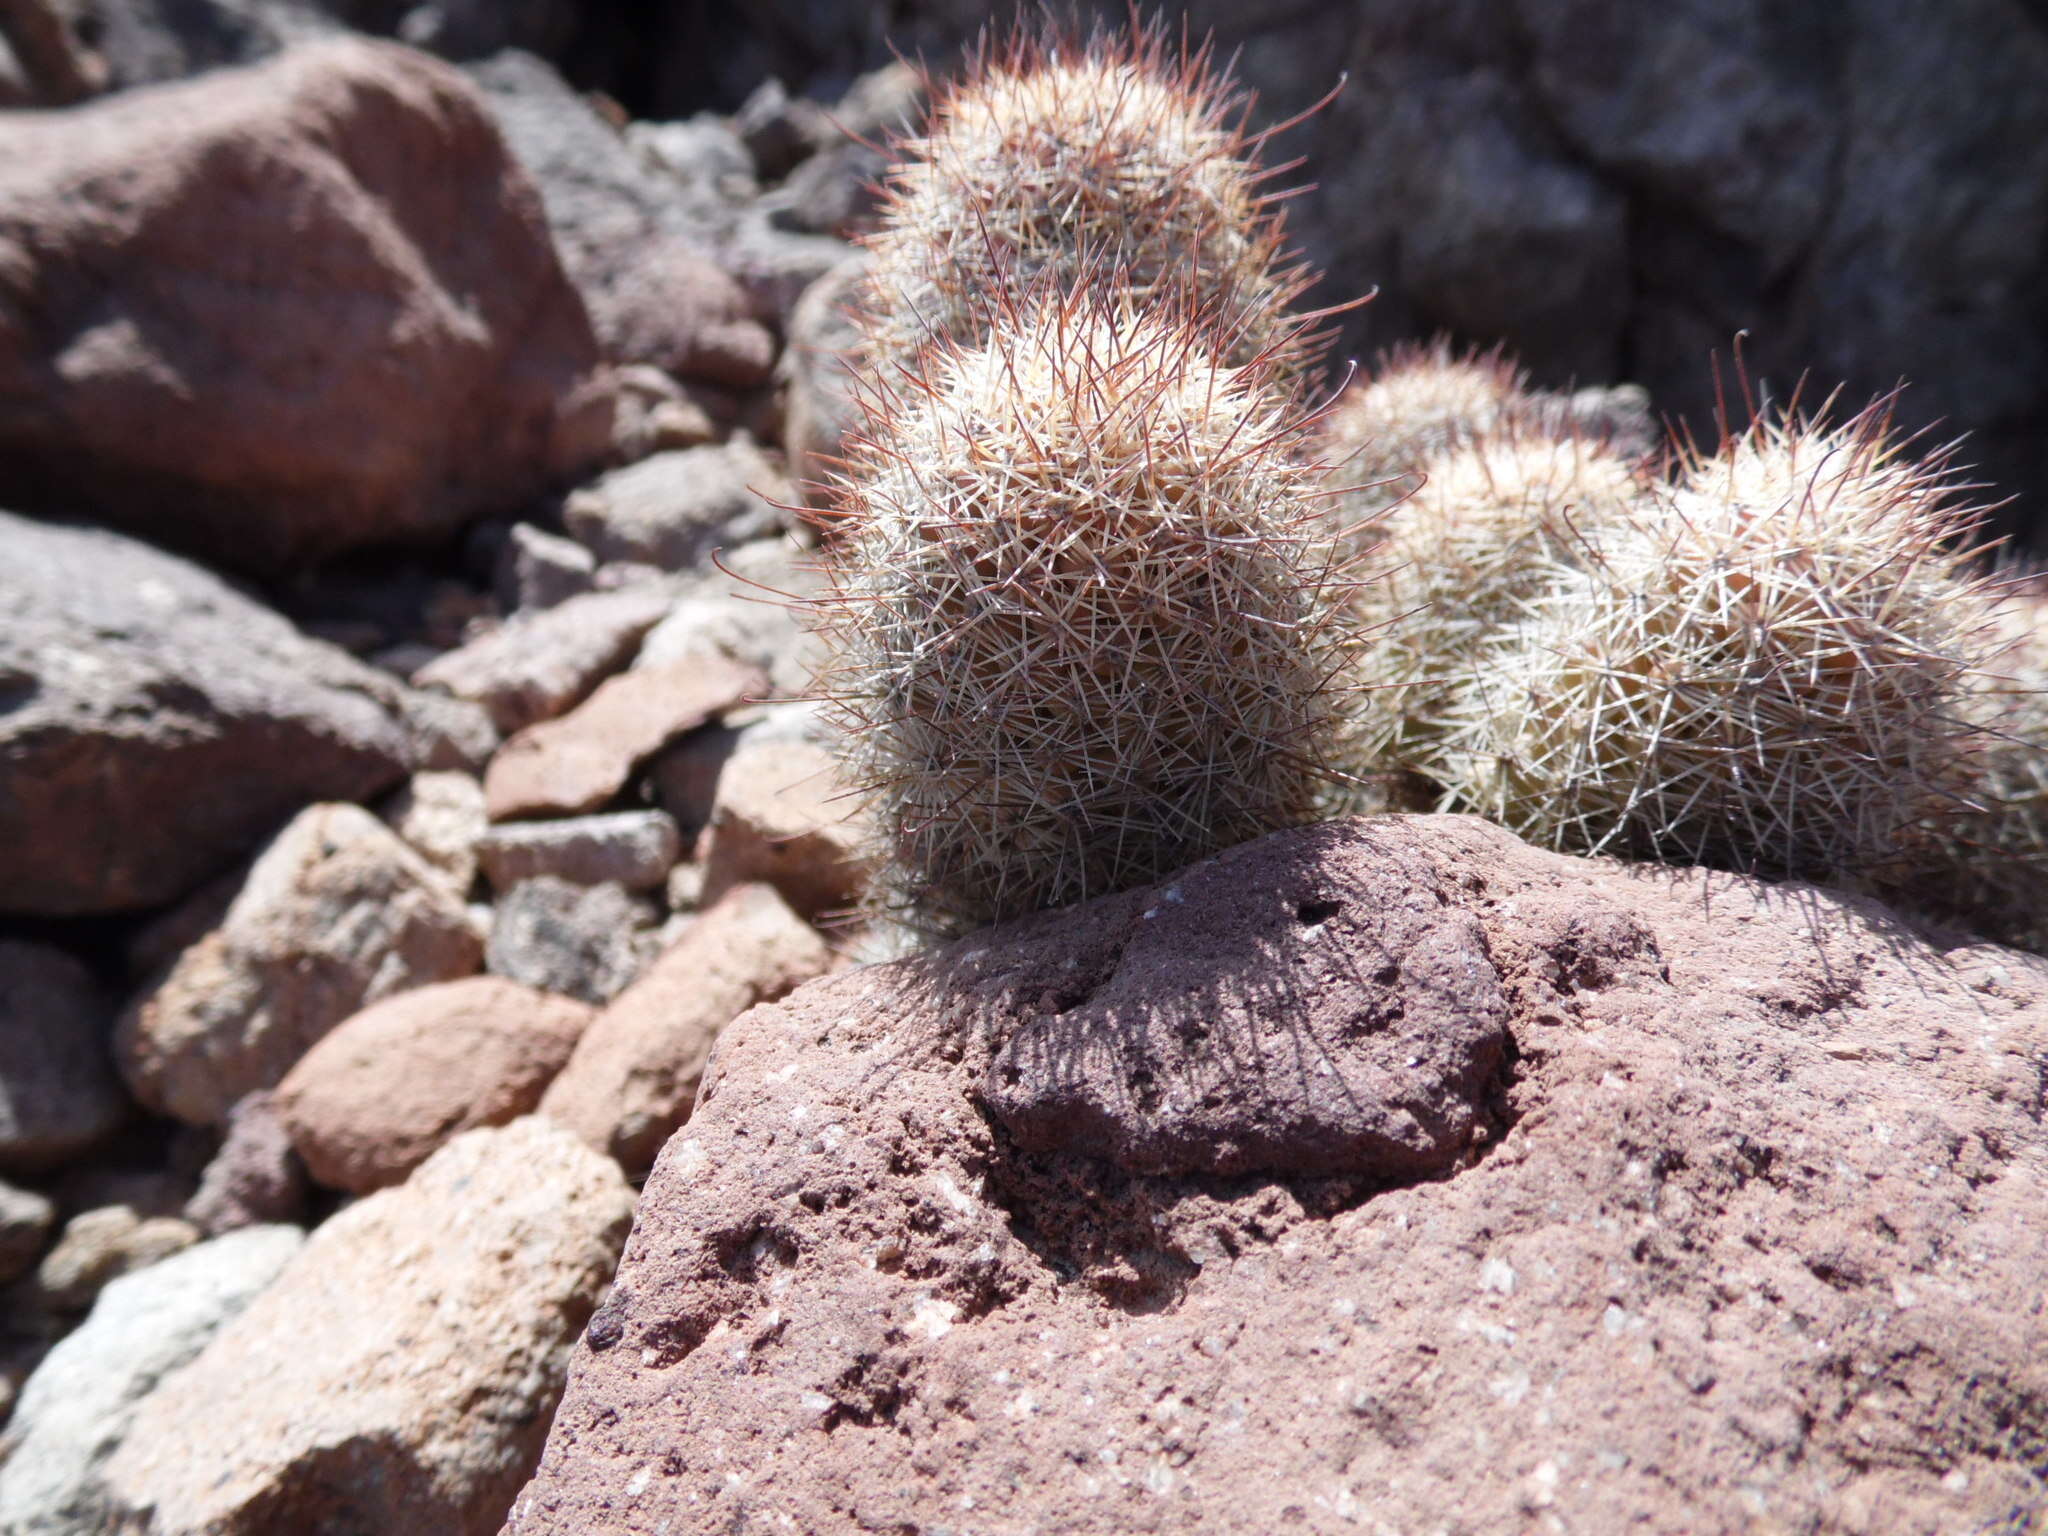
[1437,404,2002,885]
[1339,428,1647,802]
[859,18,1316,383]
[809,289,1358,933]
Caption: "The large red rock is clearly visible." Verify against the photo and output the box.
[504,816,2048,1535]
[0,37,599,575]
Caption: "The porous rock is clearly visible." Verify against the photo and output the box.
[276,976,593,1193]
[0,1225,302,1536]
[0,38,599,575]
[0,939,126,1171]
[539,882,828,1177]
[476,810,681,893]
[411,584,673,736]
[181,1090,306,1238]
[562,438,790,572]
[102,1118,634,1536]
[119,803,483,1126]
[0,512,423,916]
[506,816,2048,1535]
[482,656,763,821]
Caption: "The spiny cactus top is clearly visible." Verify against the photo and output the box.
[810,290,1359,934]
[860,20,1316,385]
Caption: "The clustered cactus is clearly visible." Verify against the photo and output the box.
[807,14,2046,955]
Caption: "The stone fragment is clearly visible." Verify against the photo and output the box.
[102,1119,634,1536]
[483,657,764,820]
[562,438,789,572]
[0,39,599,575]
[0,1225,302,1536]
[276,976,593,1194]
[119,804,483,1126]
[634,537,826,700]
[0,1176,54,1284]
[181,1091,306,1238]
[497,521,596,612]
[33,1206,200,1314]
[539,883,828,1177]
[697,736,873,921]
[476,811,681,893]
[411,585,672,735]
[383,770,489,893]
[0,940,126,1171]
[486,878,659,1006]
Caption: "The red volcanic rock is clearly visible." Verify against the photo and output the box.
[504,816,2048,1536]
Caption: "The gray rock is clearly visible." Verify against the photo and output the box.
[0,941,125,1171]
[88,0,339,89]
[562,438,790,572]
[118,803,484,1126]
[486,878,659,1005]
[0,1177,54,1285]
[497,522,596,612]
[0,1225,302,1536]
[0,512,427,916]
[181,1091,306,1238]
[101,1121,633,1536]
[476,811,681,892]
[395,0,576,61]
[411,584,672,736]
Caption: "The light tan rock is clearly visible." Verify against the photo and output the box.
[383,770,488,892]
[540,883,828,1177]
[102,1118,633,1536]
[277,977,594,1193]
[698,735,873,921]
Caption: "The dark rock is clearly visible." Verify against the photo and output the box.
[506,815,2048,1535]
[0,512,427,916]
[0,38,601,575]
[486,877,658,1005]
[0,940,126,1171]
[182,1092,307,1237]
[733,76,832,182]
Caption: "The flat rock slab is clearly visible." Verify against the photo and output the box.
[484,657,764,820]
[0,511,421,915]
[104,1118,634,1536]
[504,816,2048,1536]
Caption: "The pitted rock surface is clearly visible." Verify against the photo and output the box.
[504,816,2048,1536]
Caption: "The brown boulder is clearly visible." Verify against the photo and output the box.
[0,37,599,575]
[119,803,484,1125]
[539,882,829,1177]
[277,976,593,1193]
[102,1117,634,1536]
[505,816,2048,1535]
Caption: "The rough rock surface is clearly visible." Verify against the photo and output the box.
[384,769,489,893]
[486,877,657,1005]
[539,882,829,1177]
[31,1205,201,1314]
[181,1090,306,1237]
[482,657,763,820]
[697,735,872,922]
[562,439,789,571]
[102,1118,635,1536]
[507,816,2048,1535]
[277,975,593,1193]
[0,939,126,1171]
[0,1176,55,1285]
[0,1225,303,1536]
[0,512,423,915]
[412,585,672,736]
[476,810,681,893]
[634,539,824,701]
[0,37,599,575]
[119,803,484,1126]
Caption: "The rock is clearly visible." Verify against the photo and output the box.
[394,687,502,775]
[634,537,827,699]
[0,1225,302,1536]
[32,1206,200,1314]
[781,252,868,508]
[102,1119,634,1536]
[0,38,600,576]
[0,512,429,916]
[539,882,828,1177]
[465,50,774,386]
[181,1092,307,1238]
[719,207,857,327]
[411,584,672,736]
[482,657,765,820]
[0,940,126,1171]
[505,816,2048,1535]
[476,810,681,893]
[119,803,484,1126]
[562,438,791,572]
[487,877,659,1005]
[0,1177,54,1285]
[1,0,107,103]
[383,770,489,893]
[696,736,872,921]
[276,976,593,1194]
[600,364,719,462]
[761,140,892,240]
[733,76,833,181]
[394,0,575,62]
[497,521,597,612]
[89,0,336,89]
